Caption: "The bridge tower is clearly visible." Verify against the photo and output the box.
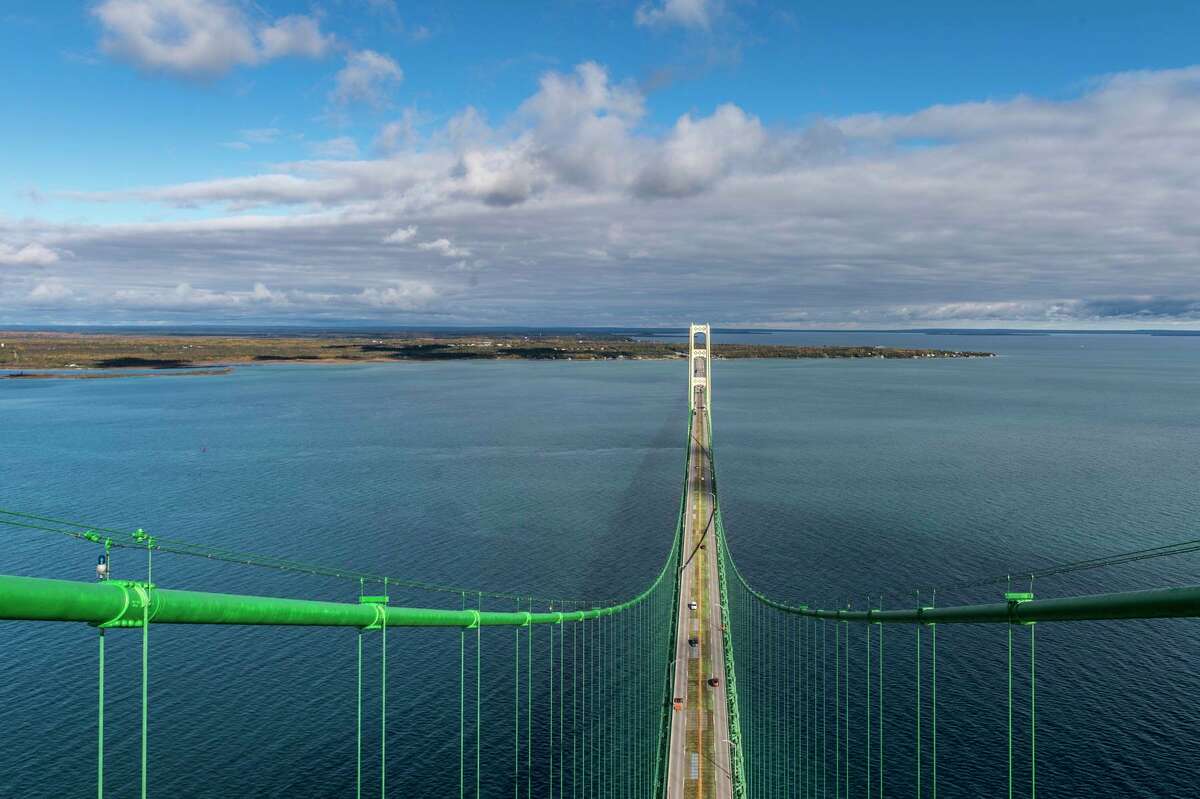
[689,323,711,412]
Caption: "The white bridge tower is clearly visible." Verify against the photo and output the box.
[689,323,711,412]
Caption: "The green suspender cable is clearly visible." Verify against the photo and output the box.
[1007,583,1013,799]
[528,598,533,799]
[878,597,884,799]
[844,613,850,799]
[1030,621,1036,799]
[560,606,564,799]
[477,592,482,799]
[140,534,152,799]
[549,611,555,799]
[573,607,578,799]
[835,613,840,799]
[461,592,466,799]
[799,607,805,798]
[559,604,564,796]
[610,613,615,799]
[97,627,104,799]
[381,577,388,799]
[609,613,615,799]
[766,604,773,799]
[515,598,520,799]
[1028,577,1036,799]
[356,589,363,799]
[581,615,587,798]
[794,613,800,795]
[866,597,871,799]
[916,594,921,799]
[823,619,828,799]
[595,609,600,796]
[931,592,937,799]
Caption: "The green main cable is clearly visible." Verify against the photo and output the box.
[916,613,921,799]
[0,510,602,606]
[835,615,840,799]
[1007,623,1012,799]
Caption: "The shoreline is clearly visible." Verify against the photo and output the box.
[0,331,994,378]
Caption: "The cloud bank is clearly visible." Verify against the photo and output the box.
[5,63,1200,326]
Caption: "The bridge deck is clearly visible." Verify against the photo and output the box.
[667,408,732,799]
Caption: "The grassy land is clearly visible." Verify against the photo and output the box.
[0,332,994,371]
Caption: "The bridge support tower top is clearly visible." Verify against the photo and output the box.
[689,323,711,412]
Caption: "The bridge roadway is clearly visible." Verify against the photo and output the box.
[666,407,732,799]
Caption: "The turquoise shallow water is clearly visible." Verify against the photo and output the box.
[3,332,1199,797]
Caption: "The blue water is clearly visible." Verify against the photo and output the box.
[3,332,1200,797]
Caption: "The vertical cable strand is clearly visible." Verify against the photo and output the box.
[97,628,105,799]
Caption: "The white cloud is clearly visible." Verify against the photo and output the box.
[634,103,765,197]
[331,50,403,107]
[28,280,72,301]
[383,225,418,243]
[309,137,360,159]
[15,63,1200,326]
[635,0,719,29]
[99,280,441,314]
[240,128,282,144]
[417,238,471,258]
[92,0,331,78]
[354,282,439,309]
[258,15,332,60]
[516,61,644,190]
[374,109,422,154]
[0,242,65,266]
[222,127,283,150]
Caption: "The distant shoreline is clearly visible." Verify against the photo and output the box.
[0,332,994,377]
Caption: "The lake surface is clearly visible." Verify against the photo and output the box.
[3,331,1199,797]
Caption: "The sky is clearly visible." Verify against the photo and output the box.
[2,1,1200,328]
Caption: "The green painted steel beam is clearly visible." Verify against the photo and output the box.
[0,574,640,629]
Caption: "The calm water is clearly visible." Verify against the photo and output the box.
[2,332,1199,797]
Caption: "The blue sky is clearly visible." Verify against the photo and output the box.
[2,1,1200,326]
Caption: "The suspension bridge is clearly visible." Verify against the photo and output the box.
[3,324,1200,798]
